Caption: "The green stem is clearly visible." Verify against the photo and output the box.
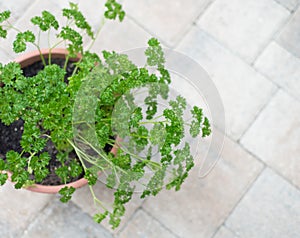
[63,55,70,72]
[138,120,168,125]
[27,152,37,174]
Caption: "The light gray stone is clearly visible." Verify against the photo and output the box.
[0,182,54,238]
[142,131,263,238]
[72,180,143,234]
[0,47,13,64]
[118,209,176,238]
[277,7,300,58]
[241,90,300,188]
[123,0,214,46]
[89,17,152,53]
[0,0,36,24]
[213,226,239,238]
[22,200,113,238]
[198,0,290,63]
[225,168,300,238]
[254,42,300,100]
[274,0,300,11]
[177,27,277,140]
[1,0,62,59]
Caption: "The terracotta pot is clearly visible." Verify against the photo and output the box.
[5,48,119,194]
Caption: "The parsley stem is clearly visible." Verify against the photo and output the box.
[138,120,168,125]
[89,185,109,211]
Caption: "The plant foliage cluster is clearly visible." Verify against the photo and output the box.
[0,1,211,229]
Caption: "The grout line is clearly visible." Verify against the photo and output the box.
[251,4,298,65]
[210,166,266,238]
[141,207,181,238]
[20,195,56,237]
[115,206,145,237]
[194,0,217,23]
[171,0,218,49]
[273,0,294,13]
[125,14,172,48]
[238,141,300,192]
[188,27,283,90]
[236,87,280,142]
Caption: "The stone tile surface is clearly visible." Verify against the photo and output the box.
[72,180,143,234]
[198,0,290,63]
[1,0,62,59]
[22,200,113,238]
[143,132,263,238]
[177,27,277,140]
[213,226,239,238]
[241,90,300,188]
[0,0,36,23]
[0,47,12,64]
[274,0,300,11]
[254,42,300,100]
[225,168,300,238]
[123,0,214,46]
[89,17,152,53]
[0,182,54,238]
[118,209,177,238]
[277,7,300,58]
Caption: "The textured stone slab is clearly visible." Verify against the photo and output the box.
[241,90,300,188]
[89,17,152,53]
[0,0,36,23]
[254,42,300,100]
[225,168,300,238]
[177,27,277,140]
[0,182,54,238]
[1,0,62,59]
[22,200,113,238]
[277,7,300,58]
[142,132,263,238]
[118,209,177,238]
[198,0,290,63]
[0,47,12,64]
[72,180,143,234]
[123,0,214,46]
[213,226,239,238]
[274,0,300,11]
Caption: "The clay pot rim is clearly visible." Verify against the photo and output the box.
[5,48,111,194]
[8,48,86,193]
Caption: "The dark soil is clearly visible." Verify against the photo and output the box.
[0,58,111,186]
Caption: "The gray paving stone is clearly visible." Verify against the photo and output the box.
[198,0,290,63]
[118,209,176,238]
[72,180,143,234]
[213,226,239,238]
[277,7,300,58]
[0,47,13,64]
[122,0,214,47]
[0,0,36,23]
[142,131,263,238]
[241,90,300,188]
[225,168,300,238]
[254,42,300,100]
[177,27,277,140]
[0,182,54,238]
[274,0,300,11]
[22,200,113,238]
[89,17,152,53]
[1,0,62,59]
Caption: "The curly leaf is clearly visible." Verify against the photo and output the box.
[13,31,35,53]
[59,186,76,203]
